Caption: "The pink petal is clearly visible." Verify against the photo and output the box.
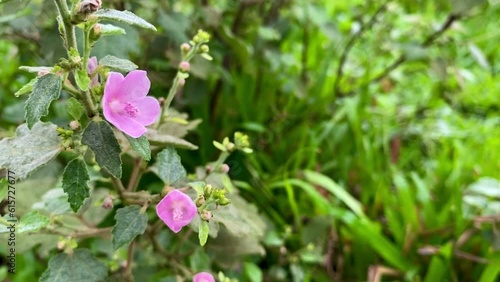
[156,190,197,233]
[132,97,161,125]
[119,70,150,101]
[103,108,146,138]
[193,272,215,282]
[104,72,124,102]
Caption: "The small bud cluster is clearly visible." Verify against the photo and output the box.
[193,182,231,223]
[213,132,253,154]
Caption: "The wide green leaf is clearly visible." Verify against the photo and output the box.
[95,9,157,31]
[67,97,84,120]
[82,120,122,178]
[18,211,50,234]
[124,134,151,161]
[112,205,148,250]
[99,55,138,73]
[62,159,90,212]
[0,122,62,180]
[156,146,186,186]
[75,69,90,91]
[24,73,62,129]
[39,249,107,282]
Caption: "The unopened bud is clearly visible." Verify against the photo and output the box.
[200,45,209,53]
[69,121,80,130]
[195,196,206,207]
[179,77,186,86]
[181,43,191,52]
[179,61,190,72]
[57,240,66,250]
[203,184,213,197]
[89,24,102,41]
[205,165,212,173]
[221,164,230,173]
[102,195,114,209]
[226,142,235,151]
[218,198,230,206]
[200,210,213,221]
[80,0,102,13]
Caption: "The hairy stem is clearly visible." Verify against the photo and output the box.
[53,0,77,54]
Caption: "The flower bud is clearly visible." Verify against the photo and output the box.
[178,77,186,86]
[221,164,230,173]
[218,198,230,206]
[80,0,102,14]
[69,121,80,130]
[203,184,213,197]
[195,196,206,207]
[205,165,212,174]
[179,61,190,72]
[57,240,66,250]
[102,195,114,209]
[158,97,165,106]
[181,43,191,53]
[200,210,213,221]
[200,45,209,53]
[89,23,102,41]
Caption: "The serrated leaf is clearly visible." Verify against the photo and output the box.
[99,55,138,72]
[24,73,62,129]
[18,211,50,233]
[32,188,72,215]
[82,120,122,178]
[156,146,186,186]
[124,134,151,161]
[0,122,62,180]
[75,69,90,91]
[14,77,37,97]
[146,129,198,150]
[39,249,107,282]
[100,23,126,36]
[62,159,90,212]
[199,221,209,246]
[67,97,84,120]
[95,9,157,31]
[112,205,148,250]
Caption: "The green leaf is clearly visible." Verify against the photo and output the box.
[146,129,198,150]
[0,179,7,200]
[62,159,90,212]
[124,134,151,161]
[304,170,365,217]
[99,55,138,73]
[0,122,62,180]
[189,181,205,195]
[95,9,157,31]
[18,211,50,234]
[156,146,186,186]
[67,97,85,120]
[199,221,209,246]
[244,262,263,282]
[112,205,148,250]
[75,69,90,91]
[24,73,62,129]
[14,77,37,97]
[212,140,226,152]
[40,249,108,282]
[82,120,122,178]
[100,23,126,36]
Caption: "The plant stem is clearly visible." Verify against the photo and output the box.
[124,241,135,280]
[112,177,127,204]
[53,0,77,54]
[82,90,98,117]
[127,157,143,192]
[82,24,92,75]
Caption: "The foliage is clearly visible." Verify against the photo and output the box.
[0,0,499,281]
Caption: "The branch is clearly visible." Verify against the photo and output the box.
[334,1,390,95]
[367,14,461,85]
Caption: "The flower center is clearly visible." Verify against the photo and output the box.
[124,103,139,118]
[172,207,184,221]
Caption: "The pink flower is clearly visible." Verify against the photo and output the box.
[193,272,215,282]
[156,189,197,233]
[102,70,161,138]
[87,56,99,87]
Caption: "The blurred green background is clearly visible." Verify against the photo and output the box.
[1,0,500,281]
